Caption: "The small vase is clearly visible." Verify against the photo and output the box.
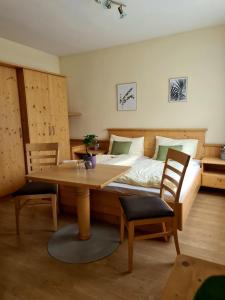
[84,160,92,169]
[90,154,96,168]
[83,154,96,169]
[220,152,225,160]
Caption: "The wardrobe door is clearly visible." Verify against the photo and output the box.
[18,69,70,163]
[48,75,70,161]
[0,66,25,197]
[22,69,52,143]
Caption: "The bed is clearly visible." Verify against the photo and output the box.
[60,128,207,230]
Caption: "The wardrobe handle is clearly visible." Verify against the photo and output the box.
[52,126,55,136]
[19,127,22,138]
[49,126,52,136]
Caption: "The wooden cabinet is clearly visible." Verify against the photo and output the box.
[0,64,70,197]
[18,69,70,162]
[201,157,225,189]
[21,69,52,143]
[48,75,70,161]
[0,66,25,197]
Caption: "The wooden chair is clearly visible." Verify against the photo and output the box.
[119,149,190,272]
[13,143,59,234]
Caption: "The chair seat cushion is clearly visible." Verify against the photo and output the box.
[12,181,57,197]
[119,195,174,221]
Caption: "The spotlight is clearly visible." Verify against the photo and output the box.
[104,0,112,9]
[118,4,126,18]
[94,0,127,18]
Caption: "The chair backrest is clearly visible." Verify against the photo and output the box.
[160,148,190,204]
[26,143,59,174]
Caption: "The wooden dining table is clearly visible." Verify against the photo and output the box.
[26,163,129,240]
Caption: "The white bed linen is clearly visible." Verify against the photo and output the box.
[97,154,164,187]
[97,154,199,188]
[103,161,200,203]
[97,154,201,203]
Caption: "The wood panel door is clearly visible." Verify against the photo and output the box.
[18,69,70,164]
[22,69,52,143]
[0,66,25,197]
[48,75,70,161]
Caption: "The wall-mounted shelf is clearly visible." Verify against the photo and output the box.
[68,112,82,117]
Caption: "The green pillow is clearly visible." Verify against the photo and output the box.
[111,141,132,155]
[156,145,183,161]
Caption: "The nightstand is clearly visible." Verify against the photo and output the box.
[71,146,106,159]
[201,157,225,189]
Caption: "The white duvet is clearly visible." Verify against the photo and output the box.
[97,154,165,188]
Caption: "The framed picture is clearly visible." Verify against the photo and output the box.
[117,82,137,111]
[169,77,188,102]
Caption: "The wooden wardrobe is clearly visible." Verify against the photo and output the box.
[17,69,70,162]
[0,64,70,198]
[0,65,25,197]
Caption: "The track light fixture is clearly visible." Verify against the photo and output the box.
[118,4,126,18]
[94,0,127,18]
[105,0,112,9]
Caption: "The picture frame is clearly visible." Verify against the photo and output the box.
[168,77,188,102]
[117,82,137,111]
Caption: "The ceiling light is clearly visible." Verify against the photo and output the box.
[104,0,112,9]
[94,0,127,18]
[118,4,126,19]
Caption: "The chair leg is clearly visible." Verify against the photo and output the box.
[120,210,125,243]
[56,187,60,215]
[51,195,58,231]
[128,222,134,273]
[162,222,169,242]
[173,229,180,255]
[15,198,20,235]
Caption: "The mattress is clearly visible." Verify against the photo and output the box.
[101,158,201,203]
[98,154,167,188]
[62,155,201,203]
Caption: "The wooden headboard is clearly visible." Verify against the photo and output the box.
[107,128,207,159]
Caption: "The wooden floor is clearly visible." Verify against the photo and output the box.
[0,189,225,300]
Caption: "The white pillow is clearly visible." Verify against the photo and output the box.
[108,134,144,156]
[153,136,198,159]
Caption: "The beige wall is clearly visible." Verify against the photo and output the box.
[60,25,225,143]
[0,37,60,73]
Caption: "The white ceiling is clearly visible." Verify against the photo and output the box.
[0,0,225,56]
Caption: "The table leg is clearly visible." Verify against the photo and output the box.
[75,187,90,240]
